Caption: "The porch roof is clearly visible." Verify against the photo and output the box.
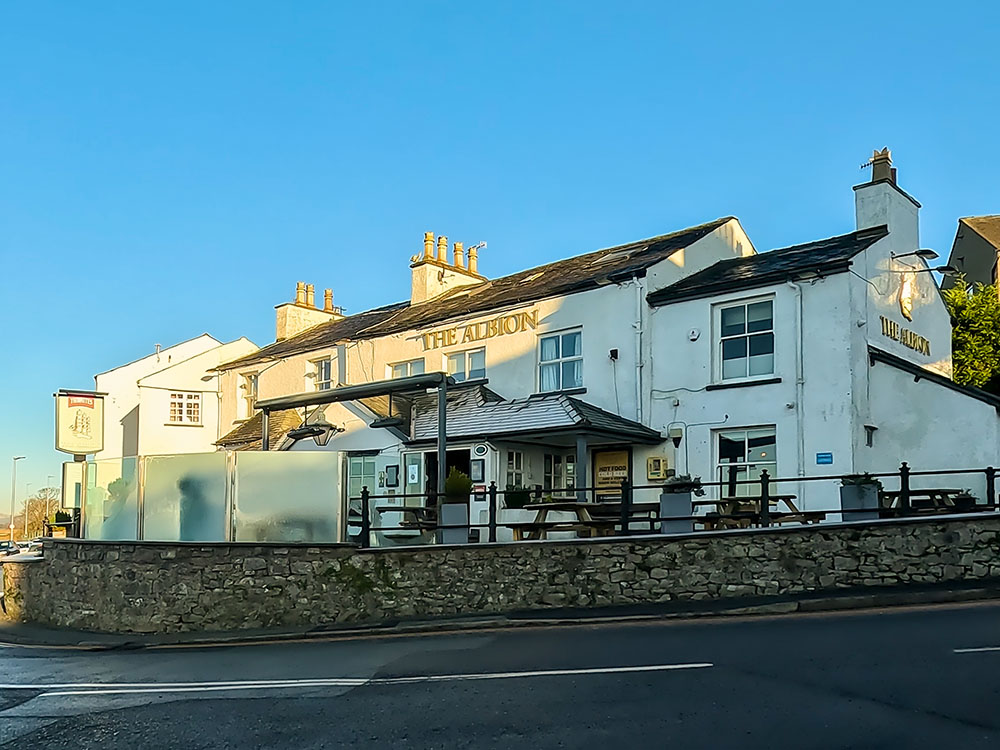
[409,387,663,447]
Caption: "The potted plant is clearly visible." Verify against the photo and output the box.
[663,475,706,496]
[443,467,473,504]
[840,474,882,521]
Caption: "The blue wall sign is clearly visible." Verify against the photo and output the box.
[816,452,834,465]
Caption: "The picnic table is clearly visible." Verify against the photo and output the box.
[879,489,976,515]
[692,495,826,529]
[507,502,619,541]
[374,505,438,533]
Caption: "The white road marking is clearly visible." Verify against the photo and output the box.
[0,662,712,698]
[954,646,1000,654]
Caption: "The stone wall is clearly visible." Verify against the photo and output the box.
[4,515,1000,634]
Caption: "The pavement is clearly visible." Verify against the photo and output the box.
[2,599,1000,748]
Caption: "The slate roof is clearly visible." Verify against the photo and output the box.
[647,225,889,307]
[961,216,1000,249]
[409,386,662,444]
[215,409,303,451]
[218,217,734,371]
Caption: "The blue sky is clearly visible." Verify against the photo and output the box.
[2,2,999,504]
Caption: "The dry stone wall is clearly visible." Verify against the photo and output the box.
[3,515,1000,634]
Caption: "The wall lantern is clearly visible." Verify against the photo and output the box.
[287,420,340,447]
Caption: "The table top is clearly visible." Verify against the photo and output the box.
[522,501,660,512]
[880,489,966,496]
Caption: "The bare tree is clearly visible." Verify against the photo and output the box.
[13,487,61,540]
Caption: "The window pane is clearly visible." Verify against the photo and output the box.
[748,333,775,376]
[722,358,746,379]
[447,352,464,376]
[722,337,747,361]
[540,335,560,362]
[391,364,406,379]
[747,430,776,463]
[544,455,552,473]
[562,360,583,389]
[363,457,376,476]
[720,306,746,337]
[747,301,773,333]
[410,359,424,375]
[468,349,486,379]
[540,362,560,391]
[718,432,746,463]
[561,331,582,357]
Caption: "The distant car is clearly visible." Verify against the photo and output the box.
[0,541,20,556]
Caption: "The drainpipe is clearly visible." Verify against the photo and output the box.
[633,277,644,423]
[785,280,806,479]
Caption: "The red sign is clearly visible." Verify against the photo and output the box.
[68,397,95,409]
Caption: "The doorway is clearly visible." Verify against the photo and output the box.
[424,449,471,501]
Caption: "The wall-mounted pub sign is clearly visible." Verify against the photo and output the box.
[54,390,105,455]
[421,309,538,350]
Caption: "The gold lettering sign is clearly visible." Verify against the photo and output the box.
[879,315,930,356]
[421,309,538,350]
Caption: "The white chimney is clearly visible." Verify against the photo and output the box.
[410,231,486,305]
[854,148,920,254]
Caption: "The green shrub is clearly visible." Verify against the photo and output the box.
[444,467,473,502]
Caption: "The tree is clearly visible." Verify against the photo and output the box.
[942,276,1000,394]
[12,487,60,540]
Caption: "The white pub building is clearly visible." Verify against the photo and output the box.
[213,152,1000,532]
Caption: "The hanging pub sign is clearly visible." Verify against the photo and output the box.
[54,390,105,455]
[593,449,629,498]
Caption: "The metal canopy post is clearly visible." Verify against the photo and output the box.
[261,409,270,451]
[437,377,447,513]
[576,435,588,502]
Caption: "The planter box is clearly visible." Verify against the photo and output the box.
[439,503,470,544]
[659,491,694,534]
[840,484,879,522]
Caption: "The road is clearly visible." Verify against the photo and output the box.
[2,602,1000,748]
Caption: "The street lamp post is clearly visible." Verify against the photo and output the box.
[47,474,56,530]
[23,483,32,537]
[9,456,25,543]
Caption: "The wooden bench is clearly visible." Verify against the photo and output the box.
[505,520,617,541]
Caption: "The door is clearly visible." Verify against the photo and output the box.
[345,454,377,541]
[424,449,472,503]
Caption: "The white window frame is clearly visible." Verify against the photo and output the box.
[543,452,576,492]
[715,296,775,383]
[310,358,334,391]
[715,426,777,498]
[447,347,486,383]
[537,327,583,393]
[506,450,525,488]
[390,358,425,379]
[239,372,258,419]
[168,392,202,425]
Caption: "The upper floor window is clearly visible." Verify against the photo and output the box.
[169,392,201,425]
[447,348,486,383]
[391,358,425,379]
[719,299,774,380]
[539,329,583,392]
[311,358,333,391]
[240,373,258,418]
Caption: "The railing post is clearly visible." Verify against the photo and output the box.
[899,462,911,515]
[987,466,996,511]
[488,481,498,542]
[759,469,771,528]
[620,478,631,536]
[360,486,371,548]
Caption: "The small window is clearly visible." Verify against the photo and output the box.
[716,427,776,498]
[506,450,524,487]
[240,373,258,418]
[311,358,333,391]
[538,329,583,392]
[169,392,202,425]
[391,359,425,379]
[447,347,486,382]
[719,299,774,380]
[543,453,576,491]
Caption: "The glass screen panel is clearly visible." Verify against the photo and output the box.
[83,458,138,540]
[143,453,228,542]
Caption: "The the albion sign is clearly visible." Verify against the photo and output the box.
[880,315,931,356]
[421,309,538,350]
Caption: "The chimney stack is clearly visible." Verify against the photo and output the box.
[468,244,479,274]
[324,288,334,312]
[305,284,315,308]
[870,148,894,184]
[437,235,448,262]
[295,281,307,305]
[453,241,465,269]
[423,231,434,260]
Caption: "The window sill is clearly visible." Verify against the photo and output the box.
[164,422,204,427]
[705,377,782,391]
[533,387,587,397]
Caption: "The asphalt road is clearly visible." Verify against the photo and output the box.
[2,602,1000,748]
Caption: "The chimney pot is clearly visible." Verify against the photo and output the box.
[305,284,315,308]
[423,231,434,260]
[324,288,334,312]
[295,281,307,305]
[870,147,893,183]
[454,242,465,269]
[468,245,479,274]
[437,235,448,262]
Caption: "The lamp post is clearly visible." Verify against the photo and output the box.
[9,456,25,543]
[23,483,32,537]
[47,474,55,528]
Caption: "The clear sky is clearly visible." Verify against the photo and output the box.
[2,1,999,508]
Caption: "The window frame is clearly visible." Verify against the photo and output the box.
[537,327,584,393]
[714,426,777,498]
[446,347,487,383]
[168,391,202,426]
[715,296,775,383]
[506,450,525,488]
[543,452,576,492]
[240,372,258,419]
[310,357,334,391]
[390,358,425,380]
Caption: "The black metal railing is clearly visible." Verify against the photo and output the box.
[348,462,1000,548]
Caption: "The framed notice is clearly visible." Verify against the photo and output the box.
[54,391,105,455]
[593,449,629,498]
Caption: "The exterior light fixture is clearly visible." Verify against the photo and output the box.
[891,248,939,261]
[286,420,339,447]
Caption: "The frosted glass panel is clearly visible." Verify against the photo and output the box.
[143,453,228,542]
[234,452,340,543]
[83,458,138,540]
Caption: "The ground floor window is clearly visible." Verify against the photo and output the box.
[348,456,376,498]
[716,427,776,497]
[543,453,576,491]
[506,450,524,488]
